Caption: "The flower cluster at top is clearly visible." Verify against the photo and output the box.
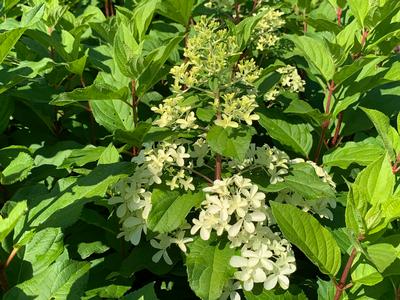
[265,65,306,102]
[151,16,263,130]
[252,7,285,52]
[191,175,296,294]
[109,141,194,246]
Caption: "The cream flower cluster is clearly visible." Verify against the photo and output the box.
[265,65,305,101]
[253,7,285,52]
[191,175,268,241]
[183,16,239,84]
[230,227,296,291]
[191,175,296,294]
[109,142,193,245]
[151,95,198,130]
[229,144,290,184]
[215,93,260,128]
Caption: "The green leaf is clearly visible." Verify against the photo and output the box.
[354,154,394,206]
[348,0,370,28]
[136,35,184,96]
[258,110,313,157]
[84,285,131,299]
[157,0,194,25]
[90,100,135,133]
[317,278,336,300]
[23,227,64,275]
[283,163,336,200]
[361,107,397,159]
[113,22,142,79]
[4,258,91,299]
[123,282,158,300]
[51,83,130,106]
[114,122,152,147]
[270,202,341,276]
[0,27,26,64]
[207,125,254,161]
[77,241,110,259]
[20,3,45,27]
[147,190,204,233]
[28,162,134,228]
[66,52,88,76]
[323,138,385,169]
[98,144,120,165]
[60,145,106,169]
[345,184,368,236]
[284,99,325,127]
[0,201,27,243]
[288,35,335,82]
[366,243,398,272]
[1,152,34,185]
[245,288,308,299]
[132,0,160,42]
[186,238,236,300]
[351,258,383,286]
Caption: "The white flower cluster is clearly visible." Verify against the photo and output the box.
[253,7,285,52]
[109,142,193,245]
[191,175,296,294]
[215,93,260,128]
[229,144,290,184]
[230,229,295,292]
[276,159,337,220]
[265,65,305,102]
[151,95,198,130]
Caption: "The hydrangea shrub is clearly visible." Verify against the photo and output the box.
[0,0,400,299]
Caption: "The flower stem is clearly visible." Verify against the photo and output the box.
[334,248,357,300]
[183,166,213,184]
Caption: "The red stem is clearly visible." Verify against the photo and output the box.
[361,29,369,47]
[252,0,258,12]
[0,248,19,291]
[105,0,109,17]
[334,248,357,300]
[109,0,114,17]
[337,7,342,26]
[314,81,335,162]
[331,111,343,146]
[234,2,241,23]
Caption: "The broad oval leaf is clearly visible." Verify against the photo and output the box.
[258,110,313,158]
[186,238,236,300]
[270,202,341,276]
[323,138,385,169]
[207,125,255,161]
[147,190,204,233]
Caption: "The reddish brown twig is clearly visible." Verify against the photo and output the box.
[337,7,342,26]
[314,81,335,162]
[334,248,357,300]
[0,248,19,291]
[331,111,343,146]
